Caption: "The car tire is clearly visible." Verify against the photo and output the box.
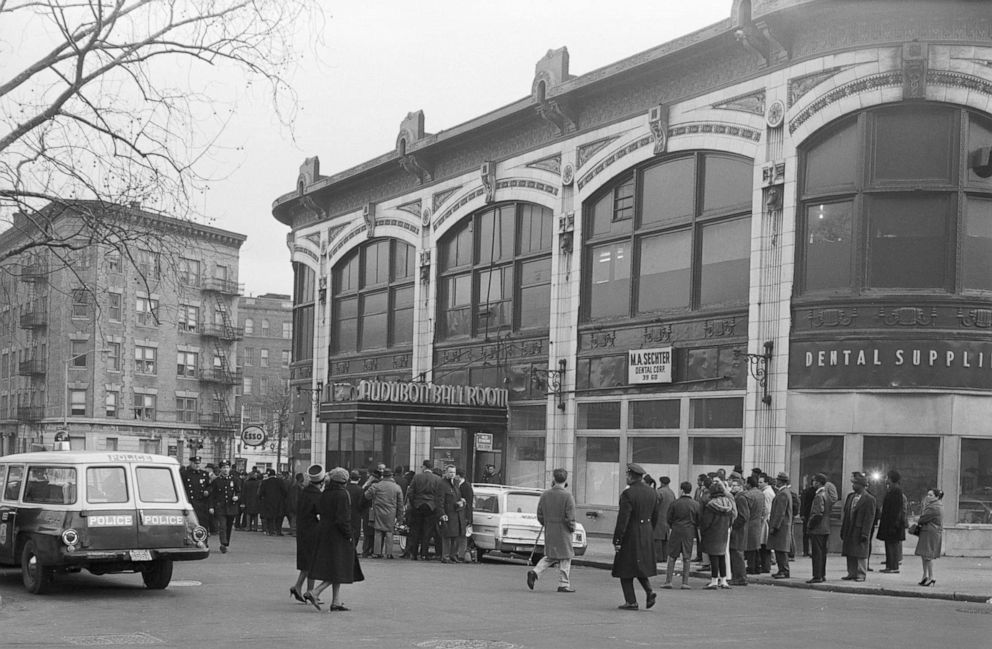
[21,539,52,595]
[142,559,173,590]
[475,548,487,561]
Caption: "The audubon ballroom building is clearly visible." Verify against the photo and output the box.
[273,0,992,553]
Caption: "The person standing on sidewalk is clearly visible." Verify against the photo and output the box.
[700,481,735,589]
[742,475,765,575]
[914,488,943,587]
[769,472,794,579]
[527,468,577,593]
[758,473,775,573]
[662,481,699,589]
[729,477,751,586]
[805,473,834,583]
[612,463,658,609]
[876,469,907,573]
[840,472,876,581]
[407,460,441,560]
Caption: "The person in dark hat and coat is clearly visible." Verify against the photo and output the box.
[208,460,241,553]
[768,472,794,579]
[259,468,287,536]
[305,467,364,611]
[290,465,325,603]
[840,471,877,582]
[180,456,211,533]
[876,469,907,573]
[612,463,658,610]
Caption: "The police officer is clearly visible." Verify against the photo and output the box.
[209,460,241,554]
[181,456,211,534]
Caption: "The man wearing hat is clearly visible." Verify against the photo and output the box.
[181,456,211,534]
[840,471,877,581]
[805,473,834,583]
[611,463,658,610]
[208,460,241,553]
[768,472,794,579]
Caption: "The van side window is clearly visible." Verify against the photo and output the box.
[0,465,7,499]
[475,495,499,513]
[136,467,178,503]
[3,466,23,501]
[87,467,128,503]
[24,466,77,505]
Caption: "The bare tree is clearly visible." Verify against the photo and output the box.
[0,0,317,275]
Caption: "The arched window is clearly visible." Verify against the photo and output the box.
[582,152,753,321]
[436,202,554,340]
[331,239,415,353]
[244,318,254,335]
[797,103,992,294]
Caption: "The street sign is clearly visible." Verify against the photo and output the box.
[240,425,266,447]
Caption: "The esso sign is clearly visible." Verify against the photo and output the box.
[240,426,266,447]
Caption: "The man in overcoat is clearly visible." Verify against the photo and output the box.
[612,463,658,610]
[208,460,241,553]
[258,468,287,536]
[840,471,877,581]
[407,460,441,559]
[876,469,907,573]
[729,477,751,585]
[768,472,794,578]
[742,475,765,575]
[526,468,577,592]
[455,468,475,562]
[654,476,676,561]
[180,456,211,534]
[805,473,835,583]
[663,481,699,589]
[438,465,467,563]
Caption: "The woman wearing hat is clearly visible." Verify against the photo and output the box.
[305,467,365,611]
[290,465,325,603]
[914,488,944,587]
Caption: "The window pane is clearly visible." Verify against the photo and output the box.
[577,401,620,429]
[519,258,551,329]
[360,291,388,350]
[136,467,178,503]
[335,296,358,352]
[589,241,630,319]
[630,399,680,429]
[805,201,853,292]
[700,218,750,306]
[441,221,473,270]
[362,240,390,287]
[575,355,626,390]
[576,436,620,505]
[691,437,742,475]
[637,230,691,312]
[476,266,511,331]
[960,439,992,524]
[630,437,680,485]
[507,436,545,488]
[641,158,694,227]
[24,467,76,504]
[392,242,415,280]
[863,436,939,517]
[441,274,472,338]
[87,466,128,503]
[872,107,954,184]
[795,435,845,502]
[964,197,992,291]
[588,180,633,238]
[689,397,743,428]
[868,194,950,288]
[703,155,752,214]
[477,206,515,264]
[519,204,553,254]
[510,405,546,431]
[391,286,414,346]
[967,113,992,189]
[804,119,858,194]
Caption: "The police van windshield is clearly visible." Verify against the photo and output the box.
[87,467,128,503]
[136,467,178,503]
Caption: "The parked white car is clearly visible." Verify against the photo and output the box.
[471,484,587,562]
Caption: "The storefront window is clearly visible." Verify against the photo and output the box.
[793,435,844,500]
[959,439,992,524]
[325,423,409,472]
[577,401,621,429]
[629,399,680,429]
[629,437,680,486]
[863,436,939,517]
[507,437,545,488]
[689,397,743,429]
[690,436,742,478]
[576,436,620,506]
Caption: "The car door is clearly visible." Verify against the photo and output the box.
[0,464,17,564]
[133,464,189,549]
[83,465,139,551]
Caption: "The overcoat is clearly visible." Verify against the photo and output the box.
[807,487,835,536]
[742,486,765,551]
[345,482,365,537]
[295,482,322,570]
[458,479,474,524]
[243,475,262,516]
[767,486,794,552]
[653,485,676,542]
[309,483,365,583]
[537,483,576,560]
[699,495,734,555]
[730,490,751,551]
[914,499,943,560]
[258,475,286,521]
[438,477,466,539]
[876,485,907,542]
[666,494,701,556]
[611,481,658,578]
[209,473,241,516]
[365,476,404,532]
[840,490,877,558]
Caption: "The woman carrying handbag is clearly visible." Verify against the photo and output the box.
[913,488,944,587]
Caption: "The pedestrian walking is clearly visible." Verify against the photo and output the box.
[364,467,404,558]
[769,472,794,579]
[208,460,241,554]
[700,481,735,589]
[800,475,817,557]
[290,465,325,603]
[305,467,365,612]
[526,468,577,593]
[840,471,877,582]
[758,473,775,573]
[914,488,944,587]
[662,481,700,589]
[612,463,658,610]
[345,471,365,551]
[805,473,834,583]
[180,456,211,534]
[876,469,908,573]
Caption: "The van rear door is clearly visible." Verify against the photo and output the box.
[134,465,188,549]
[83,466,139,550]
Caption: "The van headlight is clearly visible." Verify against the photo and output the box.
[192,526,208,543]
[61,528,79,548]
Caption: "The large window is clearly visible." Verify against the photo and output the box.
[332,239,415,353]
[798,105,992,295]
[437,203,553,340]
[863,436,939,517]
[583,152,752,321]
[960,439,992,524]
[576,436,620,506]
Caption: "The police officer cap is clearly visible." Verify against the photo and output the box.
[626,463,646,476]
[218,460,231,468]
[188,456,201,463]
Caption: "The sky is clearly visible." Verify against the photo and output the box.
[201,1,735,297]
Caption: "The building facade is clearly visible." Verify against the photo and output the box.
[0,202,245,463]
[273,0,992,553]
[234,293,296,473]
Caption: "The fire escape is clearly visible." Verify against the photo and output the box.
[16,257,49,424]
[199,278,243,437]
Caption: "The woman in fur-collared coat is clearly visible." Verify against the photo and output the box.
[305,467,364,612]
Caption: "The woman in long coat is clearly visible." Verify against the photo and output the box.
[290,465,324,602]
[305,467,364,611]
[699,482,735,589]
[914,488,944,587]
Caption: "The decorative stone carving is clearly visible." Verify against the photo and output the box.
[762,161,786,187]
[396,111,434,184]
[363,358,379,372]
[957,308,992,328]
[713,88,766,115]
[396,199,422,218]
[648,103,669,154]
[333,361,351,376]
[399,154,433,184]
[419,250,431,284]
[877,306,938,327]
[808,308,858,328]
[298,156,320,190]
[788,65,856,107]
[577,136,620,169]
[363,202,376,239]
[643,325,673,345]
[536,99,577,135]
[433,187,459,212]
[526,154,562,175]
[561,162,575,186]
[481,161,496,204]
[765,98,785,128]
[392,354,412,369]
[532,48,577,135]
[590,331,616,348]
[903,42,929,99]
[704,318,738,338]
[789,72,903,134]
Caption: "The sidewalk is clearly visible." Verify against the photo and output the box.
[574,536,992,604]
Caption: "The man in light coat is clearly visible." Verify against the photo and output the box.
[841,471,877,582]
[768,472,794,578]
[526,468,577,592]
[743,475,765,575]
[758,473,775,573]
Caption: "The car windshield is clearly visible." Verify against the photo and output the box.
[505,492,539,514]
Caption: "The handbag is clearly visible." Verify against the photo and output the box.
[908,523,920,536]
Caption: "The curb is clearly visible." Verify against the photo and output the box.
[571,558,992,604]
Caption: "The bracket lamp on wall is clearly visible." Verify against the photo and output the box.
[734,341,773,405]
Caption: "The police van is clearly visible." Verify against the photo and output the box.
[0,450,209,594]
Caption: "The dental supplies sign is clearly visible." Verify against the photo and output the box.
[628,347,673,384]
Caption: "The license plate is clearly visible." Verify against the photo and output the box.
[129,549,152,561]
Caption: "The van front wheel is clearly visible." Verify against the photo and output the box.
[142,559,173,589]
[21,540,52,594]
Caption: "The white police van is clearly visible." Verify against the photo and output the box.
[0,450,209,594]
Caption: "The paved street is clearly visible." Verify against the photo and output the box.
[1,532,990,648]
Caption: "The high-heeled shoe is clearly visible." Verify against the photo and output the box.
[290,586,305,603]
[918,577,928,586]
[329,604,350,611]
[923,578,935,587]
[303,591,322,611]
